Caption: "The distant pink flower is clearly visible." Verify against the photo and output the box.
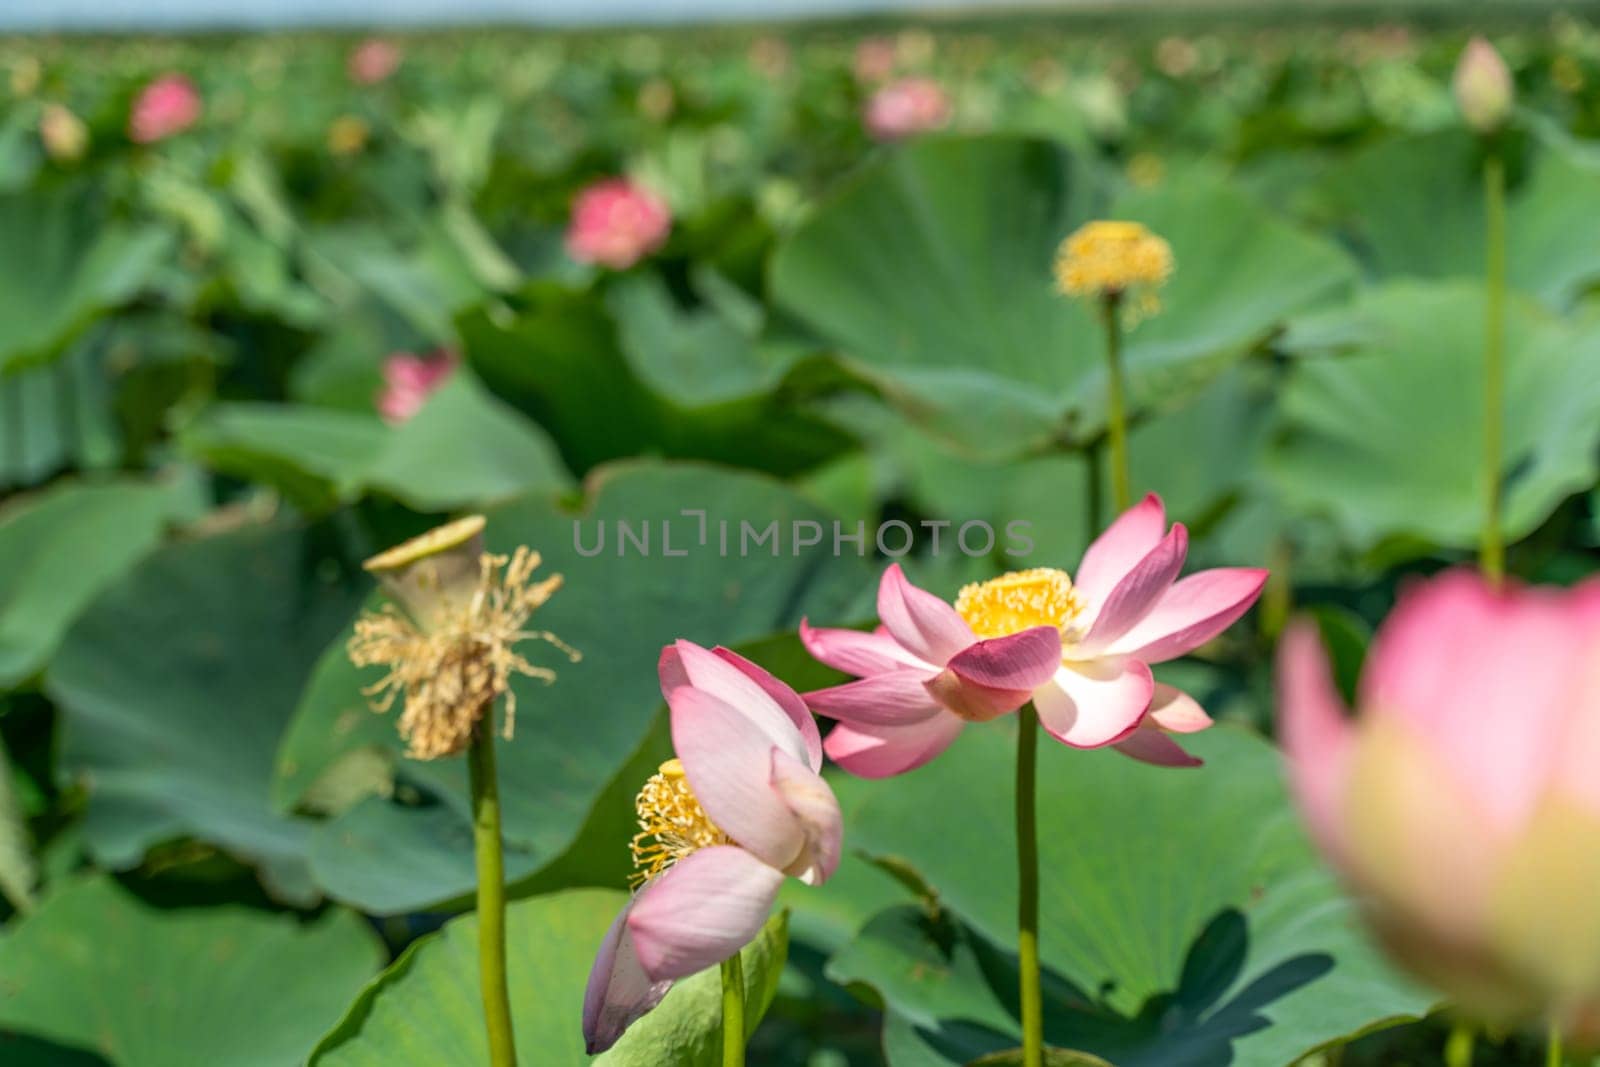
[853,36,898,85]
[583,641,840,1053]
[564,179,671,271]
[805,494,1267,776]
[864,77,951,141]
[1281,571,1600,1038]
[128,74,200,144]
[376,348,455,425]
[348,39,402,85]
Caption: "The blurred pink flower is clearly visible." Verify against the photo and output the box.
[805,495,1266,777]
[564,178,671,271]
[128,74,201,144]
[376,348,456,424]
[864,77,951,141]
[853,36,899,85]
[1280,570,1600,1038]
[348,39,402,86]
[583,641,840,1053]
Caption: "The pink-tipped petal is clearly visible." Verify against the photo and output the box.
[822,712,965,778]
[583,900,675,1054]
[923,669,1032,723]
[1106,568,1269,663]
[877,563,975,665]
[1077,524,1189,653]
[662,640,809,765]
[712,646,823,770]
[1033,659,1154,749]
[628,845,785,981]
[1114,728,1202,768]
[1073,493,1166,606]
[800,619,931,675]
[945,626,1063,690]
[1277,620,1355,860]
[805,669,944,726]
[670,688,804,872]
[770,748,842,885]
[1147,683,1212,734]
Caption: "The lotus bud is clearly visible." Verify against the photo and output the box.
[39,104,88,163]
[1454,36,1514,134]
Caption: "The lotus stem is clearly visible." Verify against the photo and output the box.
[1016,703,1043,1067]
[1547,1021,1563,1067]
[1481,148,1507,585]
[1100,293,1132,514]
[1445,1023,1475,1067]
[721,951,746,1067]
[468,717,517,1067]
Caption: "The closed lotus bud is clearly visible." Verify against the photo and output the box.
[1454,36,1514,134]
[1281,571,1600,1041]
[39,104,88,162]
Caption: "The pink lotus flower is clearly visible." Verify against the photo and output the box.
[805,495,1267,776]
[853,36,899,85]
[348,39,402,86]
[864,77,951,141]
[583,641,840,1052]
[1281,570,1600,1038]
[376,348,456,425]
[564,179,671,271]
[128,74,200,144]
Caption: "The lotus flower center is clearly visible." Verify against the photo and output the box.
[630,758,727,887]
[955,568,1086,641]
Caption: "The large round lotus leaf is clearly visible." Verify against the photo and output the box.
[311,889,786,1066]
[44,521,367,902]
[1315,129,1600,308]
[1268,281,1600,552]
[281,461,876,912]
[828,724,1431,1066]
[769,135,1354,459]
[0,875,384,1067]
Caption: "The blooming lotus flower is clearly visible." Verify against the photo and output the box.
[564,179,671,271]
[583,641,841,1052]
[805,495,1266,776]
[348,38,402,86]
[128,74,201,144]
[376,348,456,425]
[1282,570,1600,1040]
[864,77,951,141]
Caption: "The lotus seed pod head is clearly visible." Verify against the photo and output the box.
[1454,36,1514,134]
[362,515,487,633]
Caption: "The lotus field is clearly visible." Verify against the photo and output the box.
[7,14,1600,1067]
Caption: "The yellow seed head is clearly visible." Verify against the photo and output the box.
[1054,220,1174,320]
[630,759,726,886]
[955,567,1085,641]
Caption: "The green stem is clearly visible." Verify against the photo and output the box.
[1548,1021,1563,1067]
[721,952,746,1067]
[1100,294,1132,514]
[1445,1023,1475,1067]
[1016,704,1043,1067]
[1481,148,1507,585]
[468,720,517,1067]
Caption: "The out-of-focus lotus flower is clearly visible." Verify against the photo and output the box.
[376,348,456,424]
[10,57,40,97]
[1454,36,1514,134]
[805,495,1266,776]
[1281,570,1600,1039]
[39,104,88,162]
[864,77,951,141]
[348,38,402,85]
[636,78,675,122]
[747,36,791,79]
[1155,36,1199,78]
[853,36,898,85]
[564,178,671,271]
[583,641,840,1053]
[128,73,201,144]
[327,114,369,157]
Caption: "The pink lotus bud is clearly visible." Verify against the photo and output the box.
[864,77,951,142]
[348,39,402,86]
[128,74,201,144]
[1454,36,1514,134]
[1281,570,1600,1039]
[39,104,88,162]
[376,348,456,425]
[564,179,671,271]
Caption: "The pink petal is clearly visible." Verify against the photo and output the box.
[822,712,965,778]
[1113,728,1202,768]
[628,845,785,981]
[923,669,1032,723]
[800,618,931,675]
[1077,524,1188,653]
[1033,659,1154,749]
[770,748,842,885]
[1106,568,1269,663]
[804,669,944,726]
[1073,493,1166,606]
[877,563,975,666]
[945,626,1063,690]
[583,899,675,1053]
[1147,683,1212,734]
[711,646,823,770]
[1277,620,1355,860]
[661,640,810,766]
[669,687,804,872]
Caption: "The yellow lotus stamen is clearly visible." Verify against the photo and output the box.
[1054,220,1174,322]
[955,568,1086,641]
[630,758,727,887]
